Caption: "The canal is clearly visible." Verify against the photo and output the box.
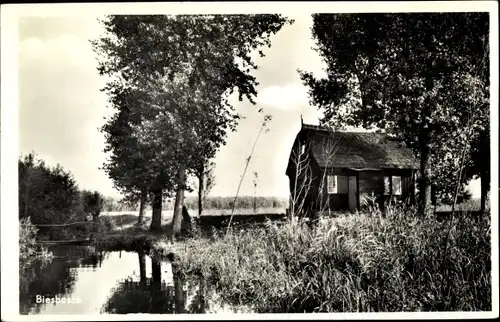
[19,245,250,314]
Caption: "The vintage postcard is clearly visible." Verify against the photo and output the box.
[1,1,498,320]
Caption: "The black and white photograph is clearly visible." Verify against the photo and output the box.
[1,1,498,320]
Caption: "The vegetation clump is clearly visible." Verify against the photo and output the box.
[19,217,53,270]
[158,208,491,312]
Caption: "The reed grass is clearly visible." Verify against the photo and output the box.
[153,207,491,313]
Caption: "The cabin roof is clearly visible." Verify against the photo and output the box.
[300,123,420,170]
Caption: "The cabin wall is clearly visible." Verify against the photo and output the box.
[286,128,418,214]
[314,168,416,212]
[315,168,355,211]
[359,170,415,209]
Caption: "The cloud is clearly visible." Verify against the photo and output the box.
[247,14,327,88]
[255,84,310,110]
[15,14,325,200]
[19,16,104,41]
[18,17,117,197]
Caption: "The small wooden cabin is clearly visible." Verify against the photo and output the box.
[285,123,420,215]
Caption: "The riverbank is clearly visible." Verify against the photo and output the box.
[95,209,286,252]
[92,225,172,253]
[89,206,491,313]
[150,209,491,313]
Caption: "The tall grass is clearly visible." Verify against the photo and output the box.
[154,207,491,313]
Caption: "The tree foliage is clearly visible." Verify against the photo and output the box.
[81,190,105,220]
[92,14,292,231]
[93,14,291,178]
[19,153,81,226]
[99,87,160,201]
[18,153,111,240]
[300,13,489,211]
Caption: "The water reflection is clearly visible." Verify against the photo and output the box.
[19,245,102,314]
[20,245,245,314]
[102,252,191,314]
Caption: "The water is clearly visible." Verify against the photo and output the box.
[20,245,248,315]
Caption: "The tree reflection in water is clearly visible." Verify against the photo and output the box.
[102,251,207,314]
[20,246,236,315]
[19,245,105,314]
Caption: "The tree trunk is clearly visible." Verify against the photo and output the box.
[138,191,147,225]
[172,165,186,235]
[174,271,185,314]
[480,168,489,213]
[151,258,162,291]
[480,129,490,214]
[138,250,146,285]
[419,142,433,216]
[149,189,162,232]
[198,278,206,313]
[410,170,417,206]
[197,164,204,217]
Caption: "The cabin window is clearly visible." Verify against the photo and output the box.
[392,176,402,195]
[327,175,348,194]
[384,176,391,195]
[327,175,337,194]
[384,176,402,196]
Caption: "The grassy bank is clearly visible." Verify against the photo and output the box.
[95,210,286,252]
[151,208,491,313]
[92,212,177,252]
[102,207,287,220]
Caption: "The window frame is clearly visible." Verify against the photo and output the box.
[327,175,337,194]
[392,176,402,196]
[384,176,391,196]
[383,175,403,196]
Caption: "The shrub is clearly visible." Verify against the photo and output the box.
[92,232,156,252]
[19,217,53,270]
[96,215,116,233]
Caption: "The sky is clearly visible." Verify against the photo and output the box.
[18,13,482,200]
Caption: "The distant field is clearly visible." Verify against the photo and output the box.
[102,207,287,230]
[103,207,287,218]
[104,199,484,219]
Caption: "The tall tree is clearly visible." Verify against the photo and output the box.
[300,13,489,215]
[194,159,215,217]
[99,86,171,229]
[93,15,292,232]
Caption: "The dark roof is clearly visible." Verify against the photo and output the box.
[301,124,419,170]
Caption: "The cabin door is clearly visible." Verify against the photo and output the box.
[348,176,357,211]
